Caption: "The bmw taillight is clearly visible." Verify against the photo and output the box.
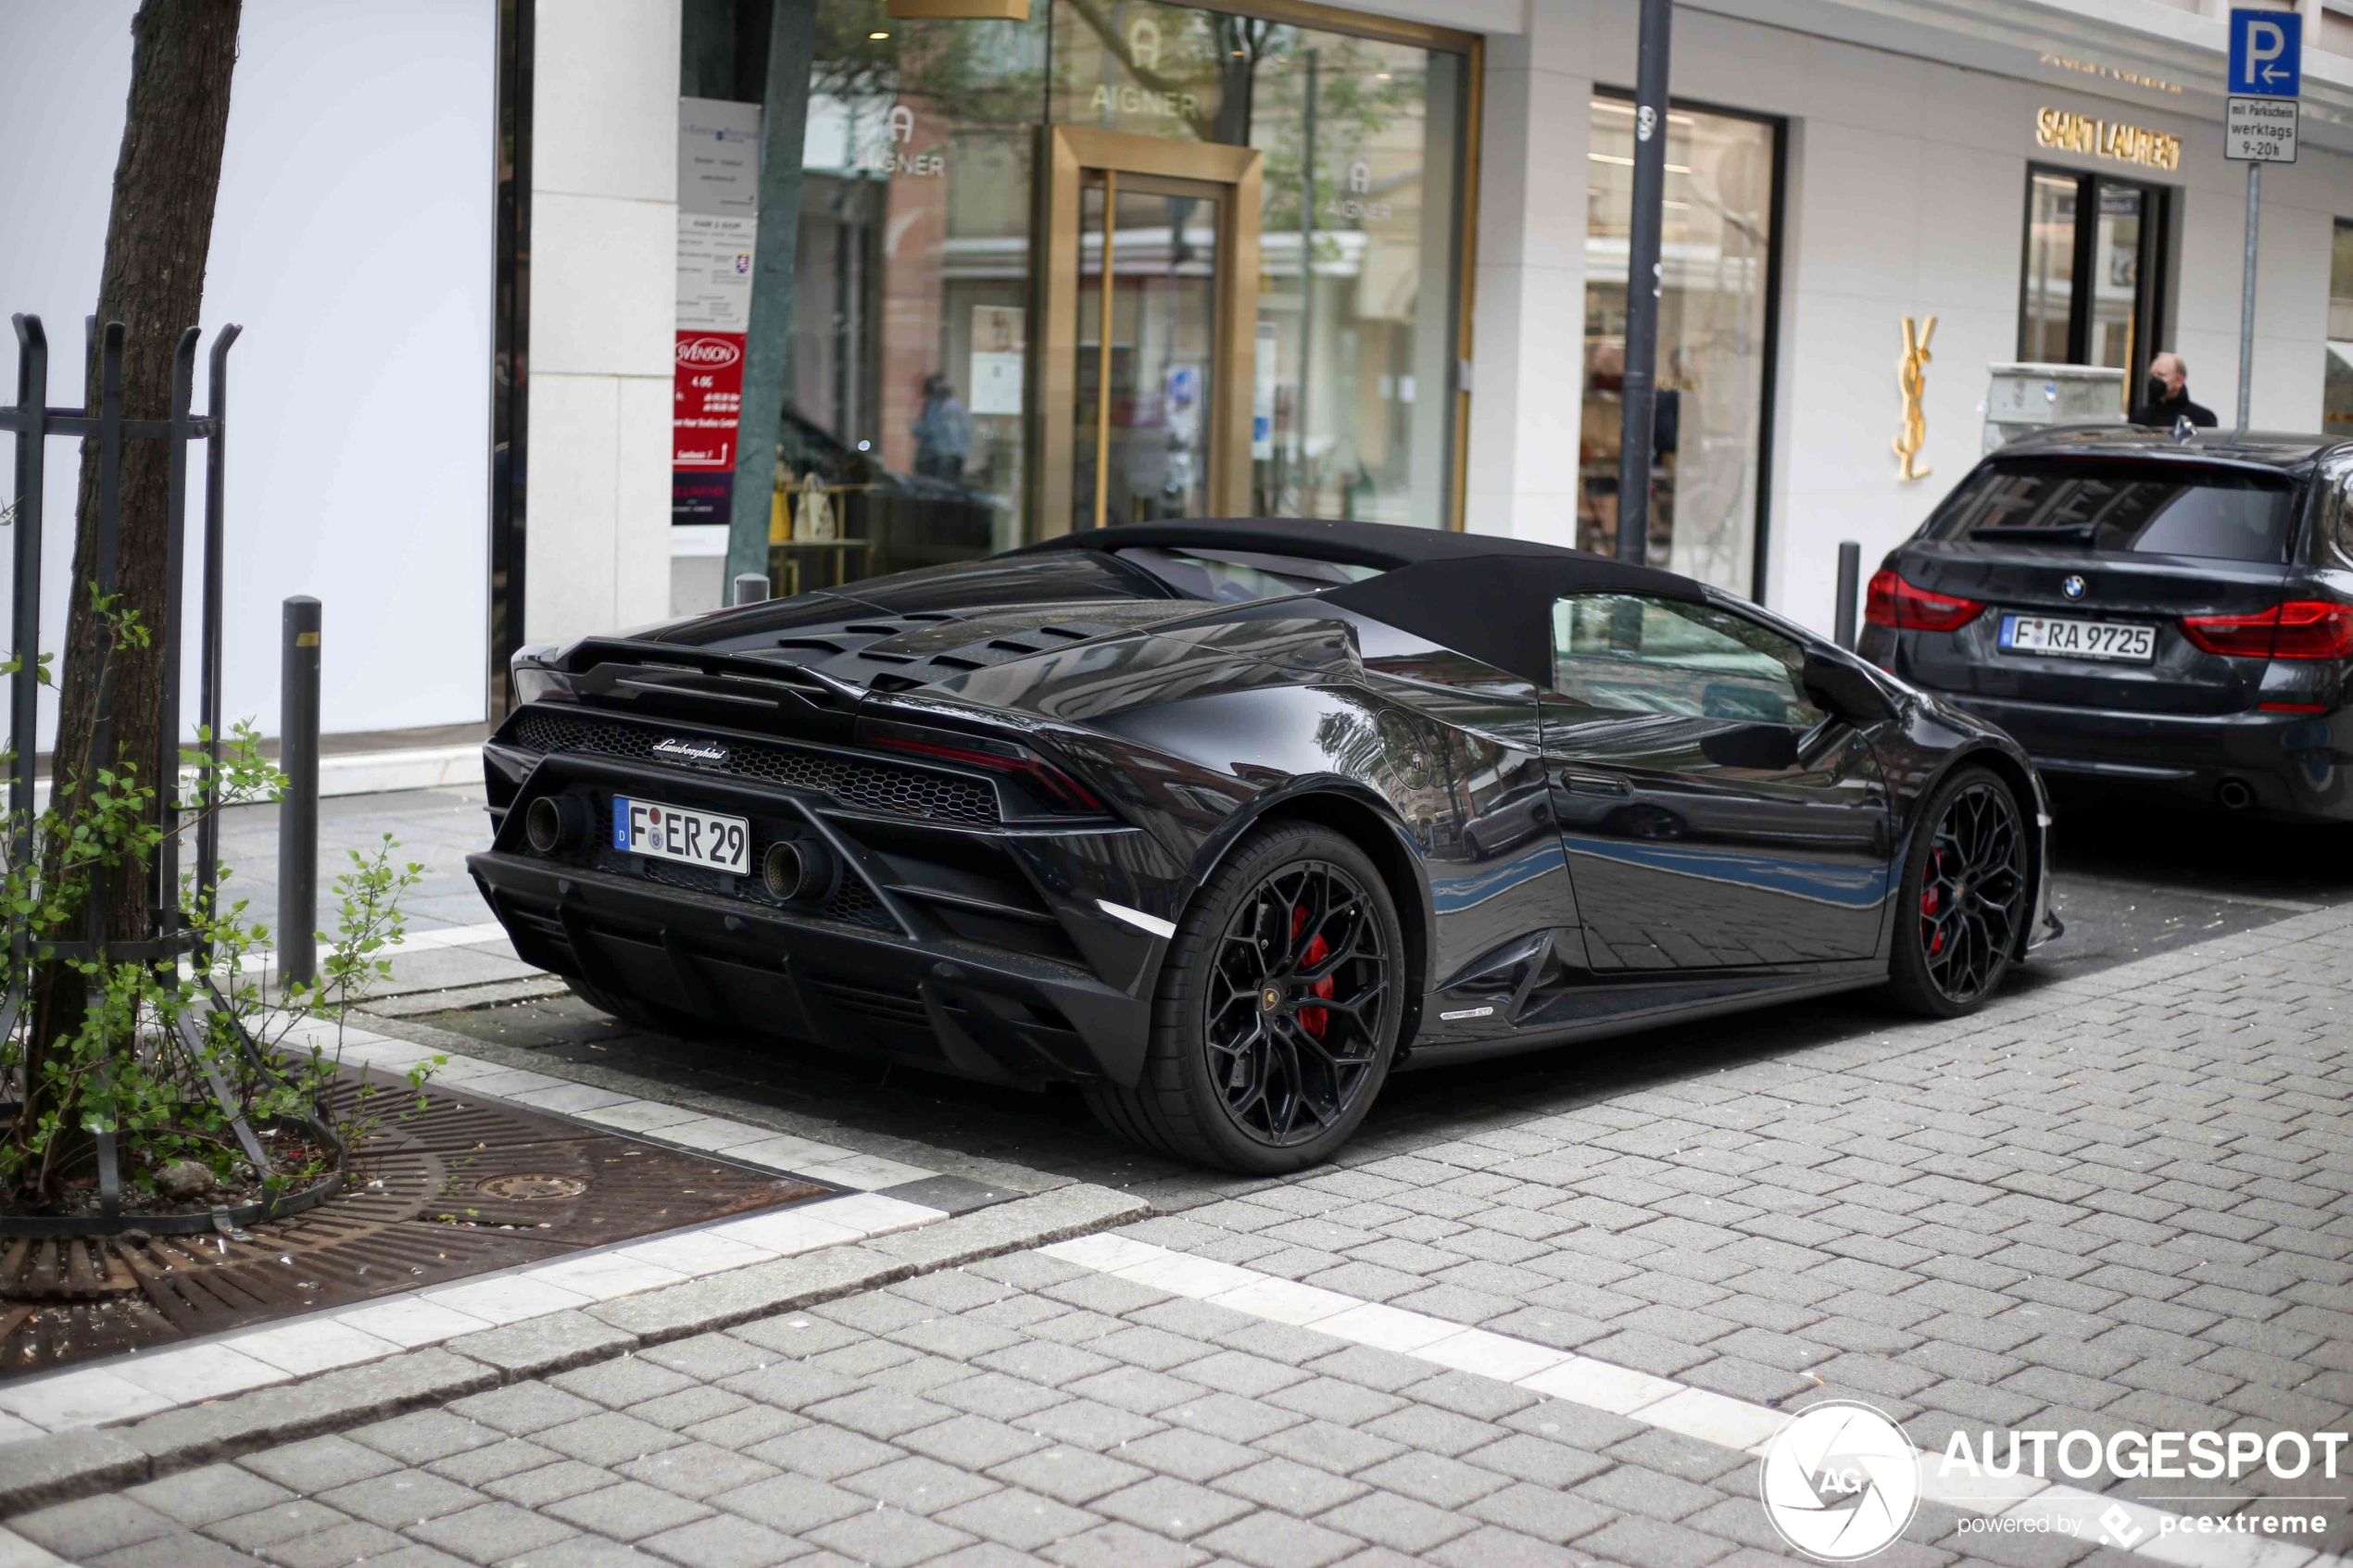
[1865,570,1985,633]
[2181,601,2353,661]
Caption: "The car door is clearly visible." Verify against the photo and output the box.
[1540,591,1891,971]
[1353,632,1590,1011]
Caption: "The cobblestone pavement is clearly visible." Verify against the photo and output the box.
[9,876,2347,1565]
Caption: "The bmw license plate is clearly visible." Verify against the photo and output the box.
[1998,614,2155,663]
[612,796,749,874]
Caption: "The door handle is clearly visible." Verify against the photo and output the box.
[1563,772,1631,797]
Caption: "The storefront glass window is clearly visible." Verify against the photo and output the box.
[1047,3,1466,529]
[798,9,1045,575]
[2020,172,2076,362]
[1578,96,1778,596]
[679,0,1468,592]
[2326,218,2353,436]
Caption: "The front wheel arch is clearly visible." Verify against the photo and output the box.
[1186,784,1431,1056]
[1930,746,2045,961]
[1086,817,1409,1171]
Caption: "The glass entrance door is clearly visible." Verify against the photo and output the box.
[1076,172,1225,530]
[1040,127,1261,534]
[2017,165,2171,413]
[2089,182,2146,405]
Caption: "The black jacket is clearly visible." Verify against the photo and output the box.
[2131,389,2218,429]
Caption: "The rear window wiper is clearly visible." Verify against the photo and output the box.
[1966,523,2096,543]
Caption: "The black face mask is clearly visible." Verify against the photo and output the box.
[2145,377,2169,406]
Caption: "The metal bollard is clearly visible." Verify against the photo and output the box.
[1834,541,1861,651]
[278,596,321,988]
[731,571,770,607]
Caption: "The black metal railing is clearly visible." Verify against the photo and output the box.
[0,313,316,1235]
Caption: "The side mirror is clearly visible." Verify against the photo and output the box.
[1803,649,1899,727]
[1700,724,1800,771]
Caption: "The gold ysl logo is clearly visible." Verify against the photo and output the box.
[1894,315,1936,482]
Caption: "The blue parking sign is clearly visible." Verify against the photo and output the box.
[2229,8,2301,97]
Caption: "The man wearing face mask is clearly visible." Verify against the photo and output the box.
[2129,352,2218,429]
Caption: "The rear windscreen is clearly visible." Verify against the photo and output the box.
[1924,459,2298,563]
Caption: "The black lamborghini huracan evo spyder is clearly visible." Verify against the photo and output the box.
[472,520,2060,1172]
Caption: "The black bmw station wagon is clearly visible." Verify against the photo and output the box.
[1858,426,2353,822]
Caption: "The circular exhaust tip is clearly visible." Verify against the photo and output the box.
[2217,778,2255,812]
[524,795,585,854]
[762,839,835,902]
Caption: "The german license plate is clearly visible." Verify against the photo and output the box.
[612,796,749,874]
[1999,614,2156,663]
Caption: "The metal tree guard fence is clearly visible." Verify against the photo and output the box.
[0,312,344,1237]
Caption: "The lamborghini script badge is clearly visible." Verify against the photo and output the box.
[652,737,731,768]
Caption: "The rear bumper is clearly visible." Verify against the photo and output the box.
[1941,694,2353,821]
[470,848,1152,1087]
[471,733,1184,1087]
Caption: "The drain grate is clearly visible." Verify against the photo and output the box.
[476,1173,589,1201]
[0,1075,830,1377]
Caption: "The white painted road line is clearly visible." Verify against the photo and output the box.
[1044,1235,2347,1568]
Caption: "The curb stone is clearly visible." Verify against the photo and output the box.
[0,1182,1150,1517]
[0,1430,147,1515]
[447,1311,638,1380]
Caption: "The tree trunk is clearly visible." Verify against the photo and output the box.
[21,0,241,1178]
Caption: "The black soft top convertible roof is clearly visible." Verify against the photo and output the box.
[1026,519,1707,687]
[1014,516,1598,571]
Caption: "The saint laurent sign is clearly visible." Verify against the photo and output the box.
[2036,107,2182,170]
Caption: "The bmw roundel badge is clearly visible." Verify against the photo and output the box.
[2061,574,2086,599]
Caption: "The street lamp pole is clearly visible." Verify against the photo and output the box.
[1616,0,1672,566]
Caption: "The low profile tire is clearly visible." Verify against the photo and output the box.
[1084,822,1404,1174]
[1883,764,2029,1018]
[563,975,716,1039]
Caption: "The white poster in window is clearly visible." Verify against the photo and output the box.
[674,98,761,521]
[675,98,761,333]
[679,97,761,218]
[970,305,1026,417]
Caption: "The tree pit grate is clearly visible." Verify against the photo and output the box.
[0,1074,831,1376]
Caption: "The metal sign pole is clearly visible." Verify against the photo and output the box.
[2236,160,2259,433]
[2223,8,2300,433]
[1616,0,1672,566]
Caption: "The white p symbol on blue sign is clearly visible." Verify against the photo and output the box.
[2231,8,2301,95]
[2248,20,2285,72]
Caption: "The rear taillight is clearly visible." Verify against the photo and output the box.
[2181,601,2353,661]
[858,717,1105,812]
[1865,570,1984,633]
[2271,601,2353,659]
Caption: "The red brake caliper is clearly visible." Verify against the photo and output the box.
[1921,851,1944,955]
[1290,905,1335,1038]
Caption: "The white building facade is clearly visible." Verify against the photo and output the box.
[6,0,2352,735]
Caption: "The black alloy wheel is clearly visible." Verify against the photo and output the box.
[1885,765,2026,1016]
[1084,822,1404,1173]
[1204,858,1389,1148]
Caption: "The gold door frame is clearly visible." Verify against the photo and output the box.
[1036,126,1262,539]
